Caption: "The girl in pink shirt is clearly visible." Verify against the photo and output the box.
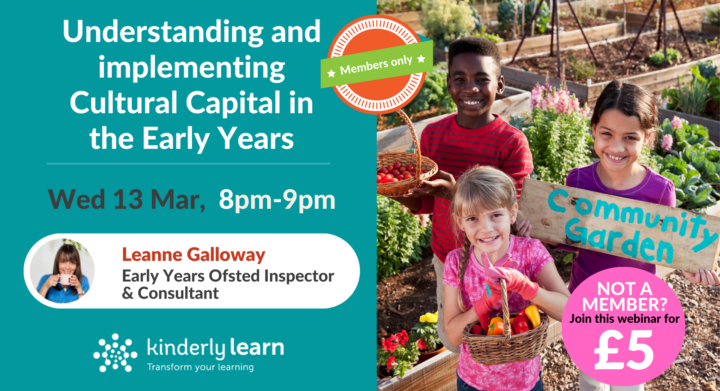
[444,166,570,391]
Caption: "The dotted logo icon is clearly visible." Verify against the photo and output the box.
[93,333,137,372]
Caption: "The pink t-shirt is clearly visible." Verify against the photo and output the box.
[444,235,552,391]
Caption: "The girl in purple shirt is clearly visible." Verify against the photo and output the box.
[556,81,720,390]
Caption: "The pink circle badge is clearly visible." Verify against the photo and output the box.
[562,267,685,386]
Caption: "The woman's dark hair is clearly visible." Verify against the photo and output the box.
[52,244,83,294]
[591,80,658,145]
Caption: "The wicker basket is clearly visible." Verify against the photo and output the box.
[461,279,549,365]
[377,110,438,197]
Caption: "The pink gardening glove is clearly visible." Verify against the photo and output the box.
[481,252,539,301]
[473,281,503,318]
[473,252,514,318]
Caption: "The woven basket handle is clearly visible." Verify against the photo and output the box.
[395,109,422,181]
[500,279,511,344]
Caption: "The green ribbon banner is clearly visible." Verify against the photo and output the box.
[320,40,433,88]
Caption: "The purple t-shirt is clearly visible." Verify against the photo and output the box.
[562,162,676,293]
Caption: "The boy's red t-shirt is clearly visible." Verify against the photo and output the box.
[416,113,533,262]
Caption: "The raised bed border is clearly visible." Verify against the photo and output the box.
[497,22,625,59]
[501,34,720,105]
[659,108,720,144]
[703,22,720,35]
[606,3,720,31]
[377,86,531,153]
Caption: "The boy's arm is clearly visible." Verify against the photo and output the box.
[499,135,533,199]
[387,196,424,213]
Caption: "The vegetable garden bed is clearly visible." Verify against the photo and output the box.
[502,32,720,104]
[376,86,531,152]
[606,0,720,31]
[496,21,624,59]
[385,0,625,34]
[660,108,720,144]
[703,21,720,35]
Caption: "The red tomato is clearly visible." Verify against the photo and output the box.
[379,168,388,174]
[391,170,401,176]
[401,171,410,176]
[404,173,412,179]
[406,164,414,171]
[377,175,382,182]
[381,177,393,183]
[394,161,402,169]
[386,165,394,172]
[391,178,399,182]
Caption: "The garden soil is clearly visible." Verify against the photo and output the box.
[610,0,720,13]
[510,30,720,84]
[377,257,720,389]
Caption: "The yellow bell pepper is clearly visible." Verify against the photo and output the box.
[524,305,541,329]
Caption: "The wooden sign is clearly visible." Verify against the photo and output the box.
[519,179,720,272]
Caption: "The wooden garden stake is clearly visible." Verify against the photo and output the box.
[626,0,692,61]
[522,0,525,39]
[510,0,546,63]
[484,0,489,25]
[550,0,555,56]
[510,0,597,79]
[668,0,694,58]
[624,0,658,60]
[623,0,627,36]
[566,0,598,64]
[662,0,667,67]
[555,0,561,77]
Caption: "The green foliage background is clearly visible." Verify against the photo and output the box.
[377,196,432,281]
[511,109,592,185]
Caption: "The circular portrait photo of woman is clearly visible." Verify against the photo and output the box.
[30,239,95,304]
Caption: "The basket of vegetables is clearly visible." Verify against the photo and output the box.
[461,279,549,365]
[377,109,438,197]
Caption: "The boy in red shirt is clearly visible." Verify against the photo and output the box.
[392,37,533,353]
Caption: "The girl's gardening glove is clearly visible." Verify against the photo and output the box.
[473,252,513,318]
[473,282,502,319]
[481,252,539,301]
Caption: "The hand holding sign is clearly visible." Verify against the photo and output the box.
[681,267,720,286]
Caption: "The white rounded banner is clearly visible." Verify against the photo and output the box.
[25,234,360,309]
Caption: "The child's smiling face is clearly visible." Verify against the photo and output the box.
[592,109,650,173]
[447,54,504,123]
[459,204,517,263]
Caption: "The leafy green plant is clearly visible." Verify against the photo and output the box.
[649,48,682,65]
[652,118,720,212]
[652,152,720,211]
[497,0,550,36]
[410,312,442,352]
[385,65,456,126]
[698,60,718,80]
[377,195,432,281]
[662,65,720,118]
[421,0,476,48]
[471,25,504,43]
[62,239,86,252]
[568,51,596,81]
[512,82,592,184]
[707,6,720,26]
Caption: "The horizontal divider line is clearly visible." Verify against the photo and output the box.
[47,162,331,166]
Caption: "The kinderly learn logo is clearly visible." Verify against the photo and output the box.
[93,333,138,372]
